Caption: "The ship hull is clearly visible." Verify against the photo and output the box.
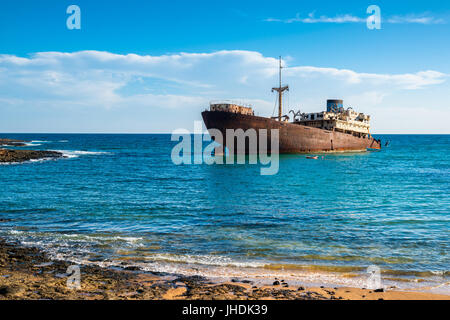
[202,111,381,154]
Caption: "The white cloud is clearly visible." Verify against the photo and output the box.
[0,50,448,132]
[386,14,445,24]
[264,12,445,25]
[265,12,364,24]
[0,50,446,107]
[286,66,447,90]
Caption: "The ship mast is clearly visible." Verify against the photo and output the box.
[272,56,289,121]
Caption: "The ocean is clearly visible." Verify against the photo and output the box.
[0,134,448,291]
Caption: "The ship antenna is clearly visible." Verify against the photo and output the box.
[272,56,289,121]
[279,56,282,88]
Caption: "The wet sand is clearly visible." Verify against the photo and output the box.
[0,238,448,300]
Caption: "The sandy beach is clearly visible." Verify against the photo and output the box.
[0,238,448,300]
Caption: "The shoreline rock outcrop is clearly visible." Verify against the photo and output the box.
[0,238,447,300]
[0,139,29,147]
[0,149,63,163]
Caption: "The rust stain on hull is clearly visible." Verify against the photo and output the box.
[202,111,381,154]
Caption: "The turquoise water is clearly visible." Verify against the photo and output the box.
[0,134,448,285]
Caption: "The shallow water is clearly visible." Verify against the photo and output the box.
[0,134,448,291]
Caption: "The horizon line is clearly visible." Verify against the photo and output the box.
[1,132,449,135]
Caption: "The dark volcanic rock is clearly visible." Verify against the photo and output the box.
[0,238,334,300]
[0,139,29,147]
[0,149,63,163]
[124,266,141,271]
[0,285,22,297]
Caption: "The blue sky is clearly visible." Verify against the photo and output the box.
[0,0,449,133]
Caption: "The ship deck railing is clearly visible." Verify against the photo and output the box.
[209,100,254,108]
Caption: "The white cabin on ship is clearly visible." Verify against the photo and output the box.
[296,100,371,138]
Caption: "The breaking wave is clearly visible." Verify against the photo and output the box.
[53,150,112,159]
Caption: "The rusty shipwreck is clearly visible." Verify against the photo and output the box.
[202,57,382,154]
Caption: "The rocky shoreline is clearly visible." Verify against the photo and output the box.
[0,238,325,300]
[0,238,448,300]
[0,149,63,163]
[0,138,63,163]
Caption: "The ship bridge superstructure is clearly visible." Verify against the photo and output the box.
[296,100,372,138]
